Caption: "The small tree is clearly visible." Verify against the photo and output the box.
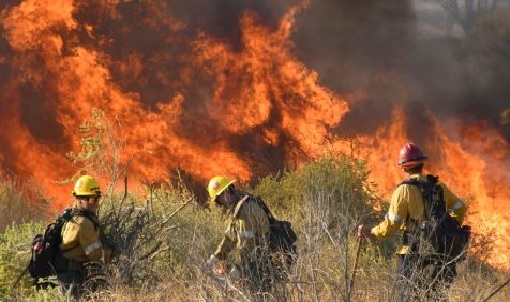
[62,108,130,196]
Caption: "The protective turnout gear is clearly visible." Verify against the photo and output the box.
[370,173,467,254]
[213,194,272,293]
[60,211,111,263]
[207,176,235,204]
[57,209,111,299]
[213,195,270,261]
[362,146,467,300]
[398,143,428,168]
[73,175,101,197]
[50,176,109,301]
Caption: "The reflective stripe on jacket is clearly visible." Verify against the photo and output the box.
[371,173,467,254]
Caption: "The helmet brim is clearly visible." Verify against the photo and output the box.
[72,191,102,197]
[398,158,427,168]
[209,180,235,205]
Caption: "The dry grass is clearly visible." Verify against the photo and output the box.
[0,174,49,232]
[1,159,510,302]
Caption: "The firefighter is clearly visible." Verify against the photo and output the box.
[206,176,271,295]
[357,143,467,301]
[56,175,112,299]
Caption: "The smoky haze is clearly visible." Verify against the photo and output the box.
[291,0,510,141]
[74,0,510,142]
[3,0,510,271]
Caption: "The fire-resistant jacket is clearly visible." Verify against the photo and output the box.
[214,195,270,262]
[371,173,467,254]
[60,210,110,263]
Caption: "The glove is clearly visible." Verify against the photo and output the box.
[357,224,374,239]
[206,254,217,267]
[228,265,241,280]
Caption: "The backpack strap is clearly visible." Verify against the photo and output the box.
[399,177,422,229]
[399,174,438,248]
[399,174,441,222]
[233,195,250,219]
[233,194,275,224]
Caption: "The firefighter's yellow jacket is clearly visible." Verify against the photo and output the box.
[214,195,270,262]
[371,173,467,254]
[60,211,110,263]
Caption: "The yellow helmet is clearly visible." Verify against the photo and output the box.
[73,175,101,197]
[207,176,235,203]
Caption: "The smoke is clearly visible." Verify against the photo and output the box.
[289,1,415,134]
[1,0,509,191]
[0,0,337,190]
[1,0,510,269]
[291,0,510,141]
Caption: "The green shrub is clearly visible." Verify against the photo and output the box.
[2,158,510,301]
[253,156,377,228]
[0,222,47,300]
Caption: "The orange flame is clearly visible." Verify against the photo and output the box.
[1,1,509,269]
[330,107,510,269]
[1,1,348,200]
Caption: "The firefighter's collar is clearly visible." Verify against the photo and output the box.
[408,173,425,180]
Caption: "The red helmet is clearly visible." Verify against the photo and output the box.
[398,143,427,168]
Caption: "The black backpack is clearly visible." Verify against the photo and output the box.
[253,198,298,272]
[28,208,74,288]
[402,175,470,261]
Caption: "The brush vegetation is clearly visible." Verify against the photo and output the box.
[0,158,509,302]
